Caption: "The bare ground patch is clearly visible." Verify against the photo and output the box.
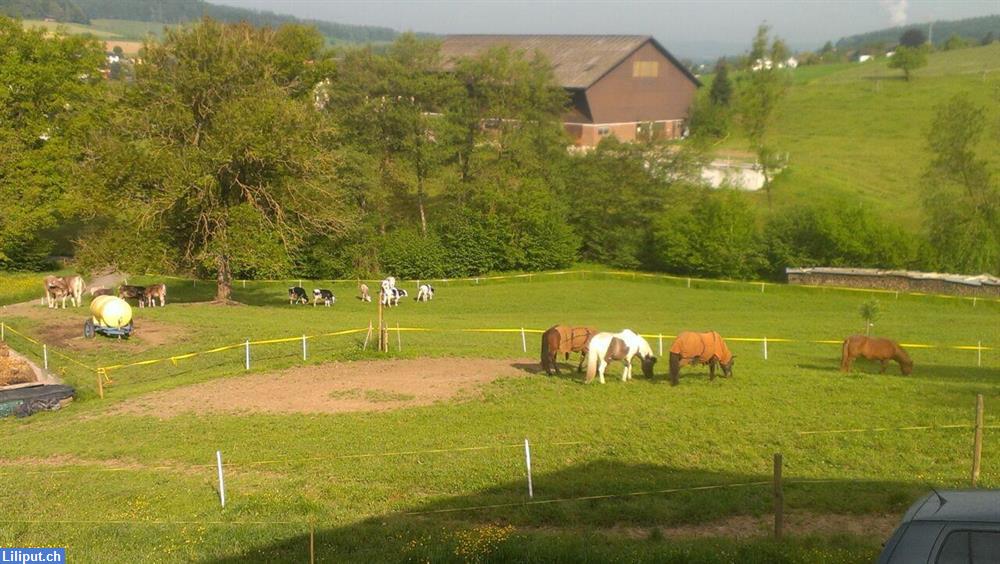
[532,512,897,540]
[109,358,533,417]
[1,301,185,353]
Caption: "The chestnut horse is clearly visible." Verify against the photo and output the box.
[540,325,597,375]
[668,331,735,386]
[840,335,912,375]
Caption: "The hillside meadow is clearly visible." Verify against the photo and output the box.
[730,43,1000,225]
[0,272,997,562]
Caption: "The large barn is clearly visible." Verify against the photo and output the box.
[439,35,701,147]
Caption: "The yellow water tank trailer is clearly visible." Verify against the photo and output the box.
[90,295,132,329]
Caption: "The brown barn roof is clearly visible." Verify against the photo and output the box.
[440,34,700,90]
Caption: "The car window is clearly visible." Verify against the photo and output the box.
[936,530,1000,564]
[886,522,945,563]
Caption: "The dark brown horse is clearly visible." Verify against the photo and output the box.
[540,325,598,375]
[841,335,912,375]
[668,331,735,386]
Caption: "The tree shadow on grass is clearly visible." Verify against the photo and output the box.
[202,459,917,563]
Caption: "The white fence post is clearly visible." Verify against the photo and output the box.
[244,339,250,371]
[521,328,527,353]
[216,450,226,508]
[524,438,533,499]
[43,344,48,371]
[763,337,768,361]
[302,334,307,361]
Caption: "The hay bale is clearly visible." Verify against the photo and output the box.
[0,343,36,386]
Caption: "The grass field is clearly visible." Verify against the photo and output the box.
[21,18,176,40]
[720,43,1000,225]
[0,271,998,562]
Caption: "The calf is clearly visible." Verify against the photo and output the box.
[312,288,335,307]
[288,286,308,305]
[143,283,167,307]
[90,286,113,297]
[118,285,147,306]
[416,284,434,302]
[63,274,85,307]
[44,275,69,309]
[358,283,372,302]
[386,287,407,307]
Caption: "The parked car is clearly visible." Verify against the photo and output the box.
[878,489,1000,563]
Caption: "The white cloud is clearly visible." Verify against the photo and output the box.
[879,0,909,27]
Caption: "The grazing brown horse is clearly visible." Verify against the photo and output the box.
[668,331,735,386]
[540,325,598,375]
[841,335,912,375]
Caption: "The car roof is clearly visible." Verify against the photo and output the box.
[903,490,1000,524]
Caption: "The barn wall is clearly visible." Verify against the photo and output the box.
[583,42,698,125]
[786,272,1000,297]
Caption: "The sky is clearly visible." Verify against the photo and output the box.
[210,0,999,59]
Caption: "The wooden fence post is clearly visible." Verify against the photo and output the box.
[972,394,984,487]
[309,520,315,564]
[773,453,784,539]
[96,369,104,399]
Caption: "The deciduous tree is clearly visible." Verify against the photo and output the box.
[90,19,352,300]
[0,17,104,269]
[888,45,928,81]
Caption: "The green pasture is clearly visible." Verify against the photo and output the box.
[723,44,1000,225]
[0,272,998,562]
[21,18,176,40]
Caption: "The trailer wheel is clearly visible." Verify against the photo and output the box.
[84,319,95,339]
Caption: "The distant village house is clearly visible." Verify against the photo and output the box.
[439,35,701,147]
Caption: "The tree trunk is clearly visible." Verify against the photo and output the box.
[215,253,232,302]
[417,177,427,235]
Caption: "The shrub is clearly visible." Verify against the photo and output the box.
[764,200,917,275]
[651,188,766,279]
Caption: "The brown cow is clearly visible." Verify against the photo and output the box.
[143,283,167,307]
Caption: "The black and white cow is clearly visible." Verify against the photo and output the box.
[416,284,434,302]
[312,288,335,307]
[383,287,407,307]
[288,286,308,305]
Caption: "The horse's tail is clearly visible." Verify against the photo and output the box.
[840,338,851,372]
[540,331,552,373]
[585,344,599,382]
[895,343,913,374]
[669,352,680,386]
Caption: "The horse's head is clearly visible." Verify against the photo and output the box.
[640,354,657,379]
[900,358,913,375]
[721,356,735,378]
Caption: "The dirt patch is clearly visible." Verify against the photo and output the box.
[109,358,533,417]
[0,343,36,386]
[607,512,897,539]
[1,301,185,353]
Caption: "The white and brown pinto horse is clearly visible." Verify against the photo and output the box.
[585,329,656,384]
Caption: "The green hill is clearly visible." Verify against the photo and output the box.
[0,0,85,22]
[74,0,398,44]
[835,14,1000,49]
[4,0,399,44]
[736,43,1000,225]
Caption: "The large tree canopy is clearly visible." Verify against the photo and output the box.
[0,17,104,269]
[88,19,352,300]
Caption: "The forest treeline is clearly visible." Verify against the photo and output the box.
[1,17,996,299]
